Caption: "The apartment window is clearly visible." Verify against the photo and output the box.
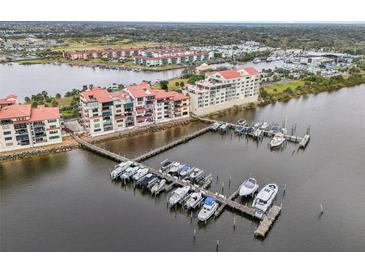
[94,123,100,128]
[49,135,60,140]
[49,130,59,134]
[94,128,101,132]
[5,136,12,141]
[3,131,11,135]
[6,142,13,147]
[48,119,57,123]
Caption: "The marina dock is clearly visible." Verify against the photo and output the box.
[73,134,281,238]
[198,117,308,144]
[254,205,282,237]
[134,126,212,162]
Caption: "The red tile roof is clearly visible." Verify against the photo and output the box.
[81,88,113,103]
[127,82,156,98]
[0,104,31,120]
[0,94,17,106]
[168,91,189,101]
[30,106,60,122]
[217,69,241,79]
[110,91,128,101]
[244,67,260,76]
[154,90,174,100]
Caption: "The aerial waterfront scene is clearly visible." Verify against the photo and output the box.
[0,0,364,272]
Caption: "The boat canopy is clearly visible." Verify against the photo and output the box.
[205,196,215,205]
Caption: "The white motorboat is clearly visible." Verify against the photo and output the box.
[239,177,259,197]
[150,179,166,195]
[167,162,180,176]
[270,132,286,148]
[179,164,192,178]
[120,166,139,181]
[159,159,172,172]
[252,128,263,139]
[211,122,221,131]
[252,183,278,218]
[189,168,204,183]
[237,119,247,126]
[184,191,203,210]
[260,122,270,130]
[168,186,190,206]
[219,123,229,133]
[132,167,149,182]
[198,197,219,222]
[110,161,133,180]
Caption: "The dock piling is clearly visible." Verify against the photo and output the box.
[216,240,219,252]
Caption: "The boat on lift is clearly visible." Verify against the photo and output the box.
[167,162,181,176]
[168,186,190,206]
[260,122,270,130]
[237,119,247,126]
[179,164,192,178]
[189,167,204,183]
[120,166,139,181]
[159,159,172,172]
[184,191,204,210]
[211,122,221,131]
[150,179,166,195]
[219,123,229,133]
[132,167,149,182]
[110,161,133,180]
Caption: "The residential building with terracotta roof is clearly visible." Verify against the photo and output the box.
[0,94,17,109]
[63,48,141,60]
[186,67,260,115]
[134,48,213,66]
[0,103,62,151]
[79,83,189,136]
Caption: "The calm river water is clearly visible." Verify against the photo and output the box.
[1,85,365,252]
[0,61,282,100]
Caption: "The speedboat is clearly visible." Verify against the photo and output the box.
[237,119,246,126]
[235,126,245,134]
[184,191,203,210]
[168,162,181,176]
[198,197,219,222]
[150,179,166,195]
[110,161,133,180]
[252,183,278,218]
[252,128,263,139]
[270,132,286,148]
[239,178,259,197]
[138,173,158,189]
[219,123,229,133]
[120,166,139,181]
[179,164,192,178]
[132,167,149,182]
[260,122,270,130]
[168,186,190,206]
[270,123,281,133]
[160,159,172,172]
[211,122,221,131]
[189,168,204,183]
[253,122,262,128]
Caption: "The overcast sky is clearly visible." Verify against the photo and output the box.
[1,0,364,22]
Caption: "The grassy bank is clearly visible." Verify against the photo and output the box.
[259,74,365,104]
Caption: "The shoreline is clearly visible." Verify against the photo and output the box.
[1,82,364,162]
[0,117,193,162]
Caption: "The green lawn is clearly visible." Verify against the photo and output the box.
[153,78,188,91]
[264,80,306,94]
[56,96,73,108]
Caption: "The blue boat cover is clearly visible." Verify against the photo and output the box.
[205,196,215,205]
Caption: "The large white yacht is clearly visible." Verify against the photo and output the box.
[168,186,190,206]
[252,183,278,218]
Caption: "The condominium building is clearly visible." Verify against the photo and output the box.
[79,83,190,136]
[186,67,260,115]
[63,48,141,60]
[134,48,213,66]
[0,104,62,151]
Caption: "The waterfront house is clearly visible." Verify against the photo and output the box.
[0,104,62,152]
[186,67,260,116]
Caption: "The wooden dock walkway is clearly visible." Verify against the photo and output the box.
[215,189,239,217]
[73,133,281,238]
[133,126,212,162]
[254,205,282,237]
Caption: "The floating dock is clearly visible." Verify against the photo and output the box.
[254,205,282,237]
